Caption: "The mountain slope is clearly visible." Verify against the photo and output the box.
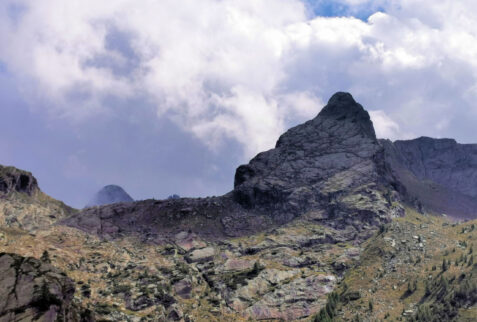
[319,208,477,321]
[0,165,76,231]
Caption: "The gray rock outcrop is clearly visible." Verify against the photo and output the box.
[0,253,90,322]
[0,165,38,196]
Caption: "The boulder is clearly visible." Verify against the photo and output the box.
[0,253,89,322]
[186,247,215,263]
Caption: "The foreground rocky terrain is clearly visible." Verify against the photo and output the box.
[0,252,91,322]
[0,92,476,321]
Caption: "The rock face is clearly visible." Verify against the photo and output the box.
[393,137,477,197]
[0,253,88,322]
[0,165,38,196]
[382,137,477,219]
[63,92,403,241]
[234,92,384,222]
[86,185,134,207]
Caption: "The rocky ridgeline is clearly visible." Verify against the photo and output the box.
[62,92,404,241]
[382,138,477,219]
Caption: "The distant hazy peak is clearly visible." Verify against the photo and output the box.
[86,185,134,207]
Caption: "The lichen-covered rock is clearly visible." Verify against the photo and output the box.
[186,247,215,263]
[241,273,336,320]
[0,253,89,322]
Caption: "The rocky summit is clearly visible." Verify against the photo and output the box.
[86,185,134,208]
[1,92,477,321]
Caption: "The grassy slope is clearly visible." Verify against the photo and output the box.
[315,208,477,321]
[0,189,77,231]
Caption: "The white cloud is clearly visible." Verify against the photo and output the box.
[369,110,400,140]
[2,0,477,157]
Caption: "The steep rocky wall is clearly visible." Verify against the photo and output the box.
[233,92,382,220]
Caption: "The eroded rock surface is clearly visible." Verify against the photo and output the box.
[0,253,88,322]
[234,92,380,219]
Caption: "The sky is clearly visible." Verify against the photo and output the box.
[1,0,477,208]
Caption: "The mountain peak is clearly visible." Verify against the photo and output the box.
[318,91,376,139]
[86,185,134,207]
[233,92,385,220]
[327,91,356,105]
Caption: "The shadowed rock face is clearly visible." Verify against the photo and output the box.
[393,137,477,197]
[0,165,38,196]
[382,137,477,219]
[86,185,134,207]
[0,253,90,322]
[62,92,402,241]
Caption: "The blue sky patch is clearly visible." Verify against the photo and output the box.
[304,0,385,21]
[0,61,8,74]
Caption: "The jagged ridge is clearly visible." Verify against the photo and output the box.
[382,137,477,219]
